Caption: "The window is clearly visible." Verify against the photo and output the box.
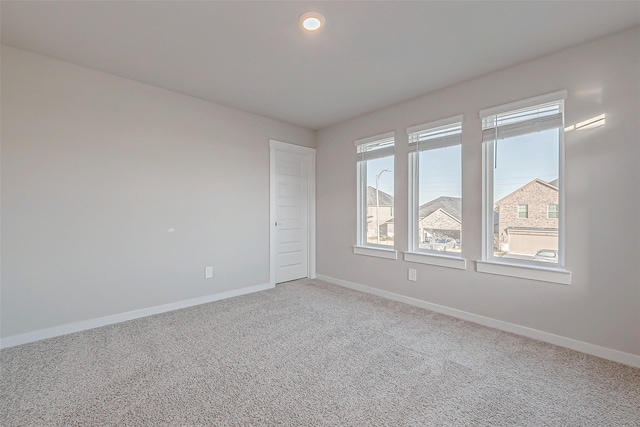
[481,90,567,274]
[517,204,528,218]
[355,132,395,254]
[407,116,463,259]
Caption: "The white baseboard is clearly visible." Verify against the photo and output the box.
[316,274,640,369]
[0,282,274,349]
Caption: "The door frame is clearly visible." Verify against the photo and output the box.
[269,140,316,286]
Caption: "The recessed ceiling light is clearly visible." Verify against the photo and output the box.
[300,12,325,32]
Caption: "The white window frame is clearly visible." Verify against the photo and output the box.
[354,131,397,259]
[478,90,571,284]
[547,204,559,219]
[404,115,466,270]
[517,204,529,219]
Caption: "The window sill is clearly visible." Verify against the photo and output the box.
[353,245,398,260]
[404,252,467,270]
[476,260,571,285]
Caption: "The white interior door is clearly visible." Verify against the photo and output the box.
[270,141,315,284]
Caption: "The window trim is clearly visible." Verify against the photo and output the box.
[404,251,467,270]
[476,260,571,285]
[353,245,398,259]
[354,131,395,149]
[517,204,529,219]
[480,90,570,283]
[479,90,568,119]
[547,203,559,219]
[406,115,464,138]
[407,115,466,267]
[355,131,396,255]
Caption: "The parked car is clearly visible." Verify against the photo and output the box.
[424,238,456,251]
[534,249,558,263]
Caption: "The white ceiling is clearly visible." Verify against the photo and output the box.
[2,1,639,130]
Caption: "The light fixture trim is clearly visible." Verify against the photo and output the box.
[300,11,325,32]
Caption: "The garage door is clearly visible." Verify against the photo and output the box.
[509,234,558,256]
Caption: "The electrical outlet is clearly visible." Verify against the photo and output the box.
[408,268,417,281]
[205,266,213,279]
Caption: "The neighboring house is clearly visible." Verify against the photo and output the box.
[417,197,462,248]
[366,186,394,242]
[495,179,559,255]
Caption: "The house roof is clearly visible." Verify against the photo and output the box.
[495,178,558,205]
[366,186,394,207]
[418,196,461,222]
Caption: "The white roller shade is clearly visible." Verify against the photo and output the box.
[482,102,563,142]
[408,120,462,151]
[356,133,395,161]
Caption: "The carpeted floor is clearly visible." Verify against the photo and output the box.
[1,279,639,426]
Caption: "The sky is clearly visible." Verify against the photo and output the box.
[417,145,461,204]
[494,129,559,201]
[366,157,395,197]
[366,128,559,206]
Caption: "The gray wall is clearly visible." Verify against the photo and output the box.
[316,28,640,356]
[1,46,315,338]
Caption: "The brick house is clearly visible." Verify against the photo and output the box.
[418,196,461,245]
[495,179,558,255]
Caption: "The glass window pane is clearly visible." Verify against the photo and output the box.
[493,128,559,262]
[417,144,462,253]
[365,157,394,246]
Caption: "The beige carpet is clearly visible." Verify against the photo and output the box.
[1,279,639,426]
